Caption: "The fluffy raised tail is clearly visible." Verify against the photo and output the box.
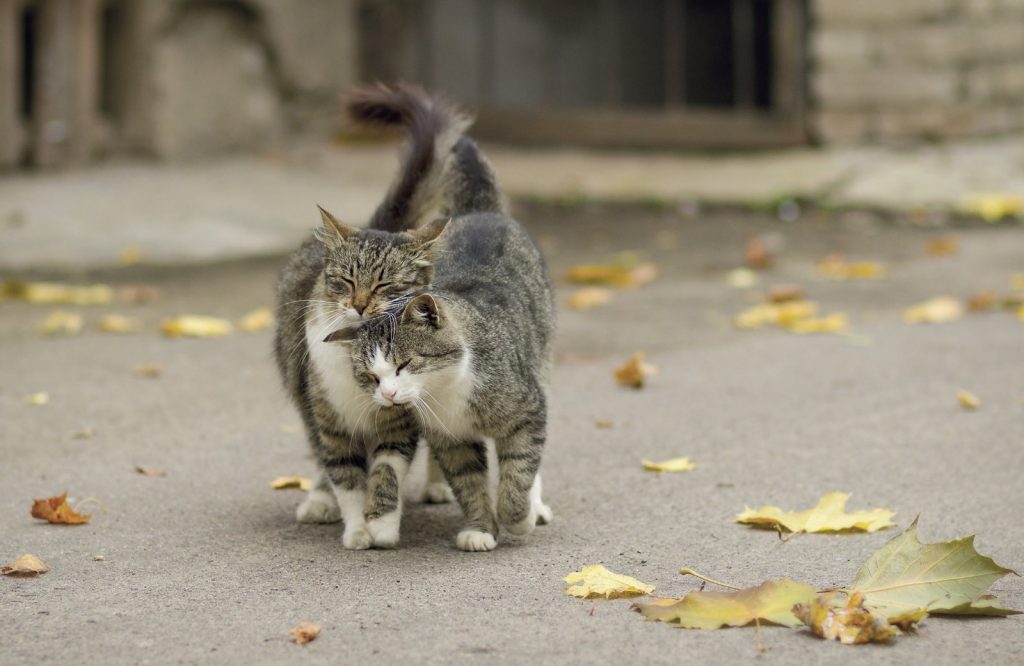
[347,83,505,233]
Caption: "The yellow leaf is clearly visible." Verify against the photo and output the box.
[635,579,816,629]
[961,193,1024,222]
[851,519,1019,620]
[26,392,50,405]
[39,310,84,336]
[30,492,92,525]
[289,622,321,645]
[903,297,964,324]
[1012,273,1024,291]
[271,476,312,491]
[793,592,910,644]
[595,420,614,429]
[786,313,849,335]
[567,287,614,310]
[238,306,274,332]
[98,314,141,334]
[958,389,981,410]
[117,246,144,266]
[565,260,657,288]
[565,564,655,599]
[134,364,162,378]
[817,256,886,280]
[736,492,895,534]
[161,315,234,338]
[641,457,696,473]
[924,237,958,257]
[614,353,658,388]
[1,553,50,577]
[6,281,115,305]
[726,268,758,289]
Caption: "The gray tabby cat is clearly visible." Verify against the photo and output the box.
[339,209,556,552]
[274,84,504,549]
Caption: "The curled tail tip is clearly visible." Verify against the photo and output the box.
[345,81,470,130]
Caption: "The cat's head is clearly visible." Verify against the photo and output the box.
[315,206,447,328]
[335,294,466,408]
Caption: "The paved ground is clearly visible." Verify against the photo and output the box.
[2,135,1023,271]
[1,206,1022,664]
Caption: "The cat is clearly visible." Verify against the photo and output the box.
[336,209,556,552]
[273,84,503,549]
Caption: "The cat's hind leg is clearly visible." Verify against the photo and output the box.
[364,438,418,548]
[495,421,545,537]
[531,474,553,526]
[296,470,342,524]
[432,439,498,552]
[424,449,455,504]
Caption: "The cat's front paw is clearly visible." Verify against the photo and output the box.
[456,529,497,552]
[296,492,342,524]
[366,513,401,549]
[342,524,373,550]
[424,482,455,504]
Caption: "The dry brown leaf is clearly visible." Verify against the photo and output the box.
[967,291,998,312]
[39,310,84,336]
[768,285,805,303]
[614,353,658,389]
[567,287,614,311]
[161,315,234,338]
[134,465,167,478]
[1,554,50,577]
[117,285,162,303]
[238,307,274,333]
[98,314,141,334]
[957,390,981,411]
[925,237,959,257]
[30,493,91,525]
[134,364,162,378]
[793,592,908,644]
[903,297,964,324]
[26,392,50,405]
[817,255,886,281]
[745,237,772,269]
[271,476,312,491]
[595,420,614,429]
[289,622,321,645]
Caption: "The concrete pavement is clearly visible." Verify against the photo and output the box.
[1,208,1022,664]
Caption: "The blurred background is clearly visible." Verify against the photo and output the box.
[3,0,1024,169]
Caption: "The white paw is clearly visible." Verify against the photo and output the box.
[366,513,401,549]
[296,493,342,524]
[342,524,373,550]
[504,509,537,536]
[456,530,497,552]
[424,482,455,504]
[535,502,553,526]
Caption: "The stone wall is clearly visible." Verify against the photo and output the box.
[811,0,1024,144]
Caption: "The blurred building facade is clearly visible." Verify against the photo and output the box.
[1,0,1022,169]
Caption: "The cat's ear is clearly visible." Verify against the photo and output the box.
[323,327,357,344]
[317,205,358,241]
[406,217,450,249]
[402,294,443,328]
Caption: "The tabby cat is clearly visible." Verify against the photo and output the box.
[273,84,503,548]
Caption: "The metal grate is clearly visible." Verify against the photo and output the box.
[361,0,807,149]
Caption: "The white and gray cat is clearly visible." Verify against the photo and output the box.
[273,84,504,548]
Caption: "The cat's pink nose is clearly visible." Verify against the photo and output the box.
[381,387,397,401]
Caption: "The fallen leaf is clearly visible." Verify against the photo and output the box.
[26,392,49,405]
[967,291,998,312]
[117,246,144,266]
[641,457,696,473]
[39,310,84,336]
[289,622,321,645]
[567,287,614,311]
[72,428,95,440]
[1,554,50,577]
[961,194,1024,222]
[565,564,655,599]
[271,476,312,491]
[726,268,758,289]
[30,493,92,525]
[5,281,115,305]
[92,555,105,561]
[565,259,657,288]
[786,313,849,335]
[134,465,167,478]
[634,579,816,629]
[117,285,162,303]
[736,492,895,534]
[767,285,804,303]
[161,315,234,338]
[903,297,964,324]
[817,256,886,280]
[595,420,614,429]
[793,591,908,644]
[958,389,981,410]
[850,519,1019,619]
[614,353,658,389]
[745,238,772,269]
[98,314,141,333]
[134,364,162,378]
[734,300,846,335]
[238,306,274,332]
[925,237,958,257]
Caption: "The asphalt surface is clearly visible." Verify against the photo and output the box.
[2,206,1022,665]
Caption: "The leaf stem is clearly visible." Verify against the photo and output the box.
[679,567,743,591]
